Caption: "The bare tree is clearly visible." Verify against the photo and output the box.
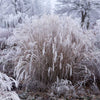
[56,0,100,29]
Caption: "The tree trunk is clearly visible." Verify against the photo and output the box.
[81,10,87,28]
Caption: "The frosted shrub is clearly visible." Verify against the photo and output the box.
[94,20,100,35]
[0,28,12,50]
[0,91,20,100]
[93,20,100,49]
[0,13,27,28]
[0,72,18,91]
[51,79,76,97]
[0,72,20,100]
[7,15,98,86]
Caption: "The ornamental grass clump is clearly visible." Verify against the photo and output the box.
[6,15,99,87]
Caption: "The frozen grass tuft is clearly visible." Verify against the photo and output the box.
[6,15,98,86]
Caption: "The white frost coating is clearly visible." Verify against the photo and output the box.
[67,64,72,77]
[0,72,18,91]
[54,51,57,63]
[52,62,55,71]
[0,91,20,100]
[70,66,72,77]
[42,42,46,55]
[0,72,20,100]
[29,53,33,73]
[48,67,51,77]
[60,53,63,61]
[52,43,55,54]
[59,33,63,44]
[0,28,12,38]
[59,53,63,69]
